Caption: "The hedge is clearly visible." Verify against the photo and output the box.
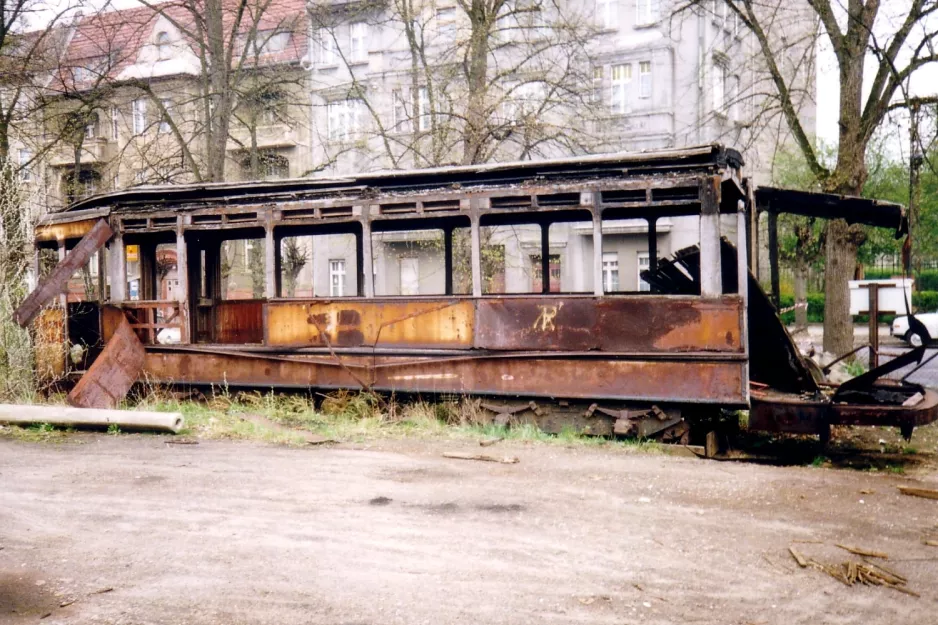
[864,269,938,291]
[778,290,938,324]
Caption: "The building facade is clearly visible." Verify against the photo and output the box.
[22,0,814,304]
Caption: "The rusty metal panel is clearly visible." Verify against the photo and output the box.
[15,219,113,327]
[266,300,474,349]
[215,300,265,344]
[141,349,747,405]
[34,308,66,381]
[34,218,101,243]
[67,314,145,409]
[475,296,743,353]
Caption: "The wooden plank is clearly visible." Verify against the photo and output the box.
[14,219,113,327]
[898,485,938,500]
[67,313,145,409]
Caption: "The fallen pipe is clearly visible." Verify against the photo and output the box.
[0,405,184,434]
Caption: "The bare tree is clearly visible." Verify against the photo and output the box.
[309,0,600,171]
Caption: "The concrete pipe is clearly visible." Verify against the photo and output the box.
[0,404,184,434]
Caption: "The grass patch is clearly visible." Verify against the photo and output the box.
[127,387,664,452]
[0,422,70,443]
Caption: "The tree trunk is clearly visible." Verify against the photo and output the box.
[462,0,489,165]
[822,218,858,356]
[794,262,808,330]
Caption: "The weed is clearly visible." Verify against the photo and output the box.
[903,446,918,455]
[885,464,905,474]
[811,455,829,467]
[844,359,866,378]
[107,424,121,435]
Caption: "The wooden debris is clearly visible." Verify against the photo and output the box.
[59,599,76,608]
[442,451,519,464]
[859,489,874,495]
[804,558,915,597]
[923,540,938,547]
[479,436,504,447]
[898,485,938,500]
[835,543,888,559]
[791,539,823,544]
[164,438,199,445]
[789,546,808,568]
[89,587,113,595]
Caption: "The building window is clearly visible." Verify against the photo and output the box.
[417,86,430,131]
[592,66,604,103]
[713,61,726,112]
[159,99,173,133]
[602,252,619,292]
[110,106,119,139]
[637,252,651,292]
[496,0,516,41]
[400,257,419,295]
[84,112,98,139]
[329,259,346,296]
[638,61,652,98]
[318,28,337,64]
[597,0,617,30]
[327,99,363,142]
[350,22,368,62]
[132,98,147,135]
[156,31,171,60]
[531,254,561,292]
[730,74,739,120]
[611,63,631,113]
[437,7,457,38]
[18,148,32,181]
[636,0,659,24]
[64,168,101,203]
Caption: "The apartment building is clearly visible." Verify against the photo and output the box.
[22,0,814,305]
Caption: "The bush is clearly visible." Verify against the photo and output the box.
[777,290,938,324]
[863,269,938,290]
[779,293,825,324]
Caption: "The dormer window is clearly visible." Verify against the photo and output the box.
[156,31,171,60]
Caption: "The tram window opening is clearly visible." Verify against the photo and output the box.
[220,238,265,300]
[600,214,670,292]
[372,228,446,296]
[278,232,359,298]
[371,218,470,296]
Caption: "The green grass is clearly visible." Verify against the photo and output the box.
[127,388,665,452]
[811,455,830,467]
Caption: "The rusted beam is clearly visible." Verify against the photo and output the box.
[67,313,145,409]
[14,219,113,327]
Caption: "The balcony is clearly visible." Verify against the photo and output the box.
[48,138,113,167]
[228,123,300,152]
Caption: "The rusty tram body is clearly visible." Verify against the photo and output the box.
[24,145,938,441]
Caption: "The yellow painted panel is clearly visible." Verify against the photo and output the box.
[35,219,100,243]
[266,300,475,348]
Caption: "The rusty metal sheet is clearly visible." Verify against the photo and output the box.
[215,300,265,344]
[34,218,102,243]
[67,313,145,409]
[15,219,113,327]
[265,300,474,349]
[474,296,743,353]
[34,308,66,381]
[140,349,747,405]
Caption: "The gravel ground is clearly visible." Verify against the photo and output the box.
[2,435,938,625]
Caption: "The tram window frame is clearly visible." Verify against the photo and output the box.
[275,222,362,298]
[370,215,471,297]
[478,209,593,296]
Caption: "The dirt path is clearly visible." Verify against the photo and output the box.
[2,435,938,624]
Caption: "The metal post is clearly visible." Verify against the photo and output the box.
[737,202,750,403]
[868,282,879,369]
[175,228,187,305]
[264,225,276,299]
[592,208,603,296]
[647,217,658,276]
[109,232,126,302]
[470,216,483,297]
[444,225,454,295]
[698,176,722,297]
[361,211,374,297]
[540,222,551,294]
[767,211,780,309]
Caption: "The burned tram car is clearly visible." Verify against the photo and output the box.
[22,145,938,441]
